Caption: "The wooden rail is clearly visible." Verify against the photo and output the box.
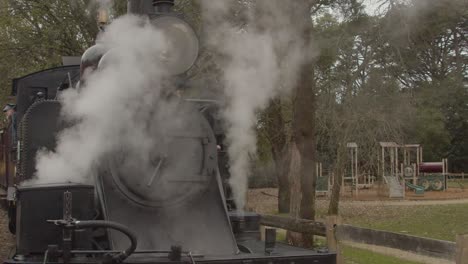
[336,224,456,261]
[259,214,326,236]
[259,214,466,262]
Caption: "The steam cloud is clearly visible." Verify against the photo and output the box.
[200,1,312,209]
[31,15,175,184]
[29,1,312,213]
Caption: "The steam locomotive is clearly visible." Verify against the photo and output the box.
[0,1,336,263]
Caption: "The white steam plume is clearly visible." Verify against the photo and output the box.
[30,15,174,184]
[200,1,312,209]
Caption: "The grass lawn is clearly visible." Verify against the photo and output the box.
[447,179,468,188]
[275,233,422,263]
[339,203,468,241]
[342,245,420,264]
[272,201,468,262]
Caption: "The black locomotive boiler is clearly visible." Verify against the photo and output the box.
[0,1,336,264]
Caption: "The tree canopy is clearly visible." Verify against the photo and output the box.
[0,0,466,208]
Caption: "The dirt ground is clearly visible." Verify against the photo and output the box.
[0,208,14,262]
[246,187,468,214]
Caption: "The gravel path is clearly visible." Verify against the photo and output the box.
[338,198,468,206]
[247,188,468,214]
[0,208,14,262]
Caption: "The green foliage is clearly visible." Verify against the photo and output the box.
[372,0,467,168]
[0,0,465,171]
[258,0,467,173]
[411,104,450,162]
[342,246,420,264]
[111,0,128,17]
[276,231,421,263]
[0,0,99,105]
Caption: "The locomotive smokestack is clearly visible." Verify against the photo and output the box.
[153,0,174,13]
[127,0,153,15]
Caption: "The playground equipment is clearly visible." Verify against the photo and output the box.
[343,142,359,195]
[379,142,406,198]
[400,144,448,191]
[314,141,460,199]
[337,143,376,197]
[379,142,450,197]
[315,162,332,196]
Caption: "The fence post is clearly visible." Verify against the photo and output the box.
[326,215,344,264]
[456,233,468,264]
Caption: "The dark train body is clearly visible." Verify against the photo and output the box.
[0,1,336,264]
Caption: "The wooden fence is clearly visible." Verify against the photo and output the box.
[336,224,455,260]
[259,214,468,264]
[260,214,326,236]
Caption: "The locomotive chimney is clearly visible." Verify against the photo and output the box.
[153,0,174,13]
[127,0,153,15]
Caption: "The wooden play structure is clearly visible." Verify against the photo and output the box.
[337,143,376,197]
[379,142,450,198]
[311,142,456,199]
[315,162,331,196]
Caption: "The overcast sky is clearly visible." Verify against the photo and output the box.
[363,0,388,15]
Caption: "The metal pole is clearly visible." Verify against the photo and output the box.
[443,158,447,192]
[355,147,358,196]
[316,162,319,178]
[396,147,399,176]
[382,147,385,178]
[403,149,407,165]
[350,148,354,182]
[420,147,423,163]
[390,148,394,177]
[417,147,421,177]
[320,163,323,179]
[401,163,405,195]
[442,159,446,175]
[377,149,380,180]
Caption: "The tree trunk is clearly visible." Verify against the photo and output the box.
[328,170,342,215]
[328,145,347,215]
[286,141,303,245]
[288,142,302,218]
[265,99,291,213]
[277,163,291,213]
[292,24,316,248]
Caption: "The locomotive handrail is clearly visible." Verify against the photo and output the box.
[48,219,138,263]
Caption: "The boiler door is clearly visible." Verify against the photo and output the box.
[108,103,217,207]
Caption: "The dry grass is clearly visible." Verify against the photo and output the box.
[248,188,468,241]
